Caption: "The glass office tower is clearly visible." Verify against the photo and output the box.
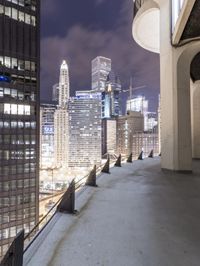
[0,0,40,258]
[91,56,111,92]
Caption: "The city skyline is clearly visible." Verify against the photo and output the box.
[41,0,160,112]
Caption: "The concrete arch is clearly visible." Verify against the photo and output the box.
[175,41,200,168]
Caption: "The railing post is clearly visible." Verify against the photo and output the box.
[127,153,132,163]
[57,179,76,214]
[101,157,110,174]
[148,149,154,158]
[115,154,121,167]
[1,230,24,266]
[138,151,143,160]
[86,165,97,187]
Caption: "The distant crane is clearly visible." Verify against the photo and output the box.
[122,77,146,112]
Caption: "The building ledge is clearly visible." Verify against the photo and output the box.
[24,158,200,266]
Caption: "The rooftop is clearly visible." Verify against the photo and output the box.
[24,158,200,266]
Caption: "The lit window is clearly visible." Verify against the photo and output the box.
[25,13,30,24]
[25,61,30,70]
[4,104,10,114]
[11,104,17,115]
[12,8,18,20]
[11,89,17,98]
[18,105,24,115]
[11,58,18,69]
[19,11,24,22]
[0,88,3,97]
[0,5,4,15]
[5,6,11,17]
[18,91,24,100]
[24,105,30,115]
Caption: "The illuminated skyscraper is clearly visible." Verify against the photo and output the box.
[91,56,111,91]
[102,118,117,156]
[40,104,56,168]
[102,71,121,118]
[126,96,157,131]
[0,0,40,257]
[52,83,59,103]
[116,111,144,156]
[68,91,102,172]
[126,96,148,114]
[54,60,69,167]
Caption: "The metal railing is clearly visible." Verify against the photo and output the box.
[1,150,159,266]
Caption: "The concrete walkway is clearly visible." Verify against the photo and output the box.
[24,158,200,266]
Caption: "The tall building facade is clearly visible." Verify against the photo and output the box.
[126,96,148,114]
[132,132,159,159]
[102,118,117,156]
[52,83,59,103]
[0,0,40,257]
[116,111,144,156]
[54,60,69,167]
[126,96,157,131]
[91,56,111,92]
[102,71,122,118]
[68,91,102,172]
[40,104,56,168]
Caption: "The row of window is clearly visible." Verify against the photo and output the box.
[0,74,37,85]
[0,5,36,26]
[0,193,35,207]
[0,134,36,145]
[0,87,35,101]
[0,207,36,221]
[6,0,36,11]
[0,56,36,72]
[0,120,36,129]
[0,178,36,190]
[0,221,35,241]
[0,224,34,255]
[1,103,32,115]
[0,149,36,160]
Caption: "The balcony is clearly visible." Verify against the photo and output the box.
[4,155,200,265]
[132,0,160,53]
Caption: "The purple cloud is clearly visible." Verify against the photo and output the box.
[40,0,160,111]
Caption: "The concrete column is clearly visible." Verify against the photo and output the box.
[191,80,200,159]
[160,0,192,171]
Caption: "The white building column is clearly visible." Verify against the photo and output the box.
[160,0,192,171]
[191,80,200,159]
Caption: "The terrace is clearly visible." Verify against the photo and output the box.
[3,155,200,266]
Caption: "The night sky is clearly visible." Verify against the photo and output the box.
[41,0,160,113]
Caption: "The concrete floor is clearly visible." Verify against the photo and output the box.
[24,158,200,266]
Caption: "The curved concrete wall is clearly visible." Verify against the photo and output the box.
[132,0,160,53]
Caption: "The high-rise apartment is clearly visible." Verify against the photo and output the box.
[68,90,102,172]
[102,71,121,118]
[126,96,157,131]
[91,56,111,92]
[40,104,56,168]
[102,118,117,156]
[0,0,40,257]
[54,60,69,167]
[116,111,144,156]
[126,96,148,114]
